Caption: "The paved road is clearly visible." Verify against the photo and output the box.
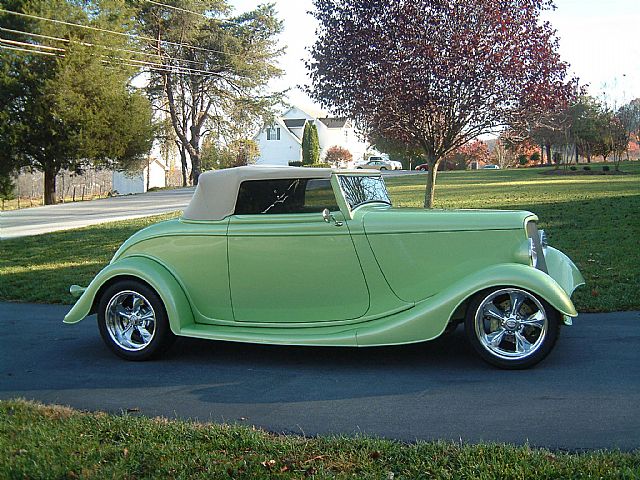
[1,302,638,451]
[0,188,195,240]
[0,171,423,240]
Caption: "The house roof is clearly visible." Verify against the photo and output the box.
[253,117,302,145]
[283,119,307,129]
[318,117,349,129]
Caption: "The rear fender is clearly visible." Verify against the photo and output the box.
[63,256,194,334]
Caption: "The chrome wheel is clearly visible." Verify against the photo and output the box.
[105,290,156,352]
[474,288,548,361]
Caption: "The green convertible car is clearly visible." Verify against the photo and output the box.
[64,166,584,368]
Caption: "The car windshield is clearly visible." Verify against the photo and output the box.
[337,175,391,210]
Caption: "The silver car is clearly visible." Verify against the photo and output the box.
[358,159,393,171]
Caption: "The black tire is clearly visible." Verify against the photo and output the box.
[380,167,387,170]
[464,287,560,369]
[97,279,175,361]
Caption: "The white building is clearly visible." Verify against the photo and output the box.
[112,157,169,195]
[254,106,368,166]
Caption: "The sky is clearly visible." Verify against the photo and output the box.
[229,0,640,114]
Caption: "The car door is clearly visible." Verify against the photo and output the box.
[227,177,370,323]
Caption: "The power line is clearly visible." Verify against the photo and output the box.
[147,0,235,23]
[0,37,64,52]
[0,26,211,69]
[144,0,243,25]
[0,8,241,58]
[0,43,206,76]
[0,43,57,56]
[0,40,220,77]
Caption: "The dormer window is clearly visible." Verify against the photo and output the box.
[267,127,281,140]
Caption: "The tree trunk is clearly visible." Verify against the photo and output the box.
[189,124,202,185]
[423,159,439,209]
[43,168,57,205]
[179,145,188,187]
[545,143,552,166]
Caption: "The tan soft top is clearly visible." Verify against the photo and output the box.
[183,165,334,221]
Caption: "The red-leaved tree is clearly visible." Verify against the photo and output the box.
[324,145,353,166]
[445,140,490,170]
[308,0,576,207]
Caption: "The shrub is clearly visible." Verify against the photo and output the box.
[570,166,577,171]
[518,154,528,166]
[288,161,303,167]
[602,165,610,172]
[307,163,332,168]
[324,145,353,166]
[583,166,591,171]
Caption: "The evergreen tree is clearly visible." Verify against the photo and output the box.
[302,122,312,165]
[309,123,320,164]
[0,0,154,204]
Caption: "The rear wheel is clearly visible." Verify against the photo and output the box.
[464,287,560,369]
[97,280,175,361]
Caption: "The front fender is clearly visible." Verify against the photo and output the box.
[63,256,194,334]
[356,262,581,346]
[454,262,580,317]
[545,246,585,299]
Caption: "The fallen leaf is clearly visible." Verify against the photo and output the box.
[261,459,276,468]
[305,455,325,463]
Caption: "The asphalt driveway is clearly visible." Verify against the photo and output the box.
[0,187,194,240]
[1,302,638,451]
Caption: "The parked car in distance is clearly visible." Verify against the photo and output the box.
[415,163,429,171]
[482,164,501,169]
[65,166,584,369]
[358,158,394,170]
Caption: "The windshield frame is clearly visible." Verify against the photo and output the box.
[336,173,392,212]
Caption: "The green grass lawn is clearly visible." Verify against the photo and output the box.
[0,162,638,311]
[1,399,638,479]
[0,213,180,304]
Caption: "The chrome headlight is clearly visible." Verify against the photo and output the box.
[526,221,548,273]
[529,237,538,267]
[539,229,548,248]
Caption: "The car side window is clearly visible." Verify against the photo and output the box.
[235,178,339,215]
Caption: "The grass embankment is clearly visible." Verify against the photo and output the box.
[1,400,638,479]
[0,162,638,311]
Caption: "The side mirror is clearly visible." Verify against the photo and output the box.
[322,208,343,227]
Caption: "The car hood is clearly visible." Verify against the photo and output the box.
[360,206,537,234]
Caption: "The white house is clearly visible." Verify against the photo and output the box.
[112,157,169,195]
[254,106,368,166]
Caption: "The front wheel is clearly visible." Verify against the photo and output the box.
[464,287,560,369]
[97,280,175,361]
